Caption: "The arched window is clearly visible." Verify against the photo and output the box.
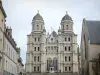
[67,25,68,29]
[65,47,67,51]
[69,56,70,61]
[51,38,53,41]
[65,56,67,61]
[38,56,39,61]
[38,47,39,51]
[34,56,36,61]
[34,47,36,51]
[68,37,70,41]
[68,46,70,51]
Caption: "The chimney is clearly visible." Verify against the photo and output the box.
[6,26,12,37]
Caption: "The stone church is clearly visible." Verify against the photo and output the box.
[25,11,78,73]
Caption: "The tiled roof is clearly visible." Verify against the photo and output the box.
[85,20,100,44]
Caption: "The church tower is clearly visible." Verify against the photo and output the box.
[60,11,73,32]
[58,11,78,73]
[25,11,46,73]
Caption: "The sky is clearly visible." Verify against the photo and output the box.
[2,0,100,64]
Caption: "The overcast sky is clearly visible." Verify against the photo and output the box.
[2,0,100,64]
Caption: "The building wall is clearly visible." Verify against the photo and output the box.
[88,44,100,75]
[0,6,6,75]
[80,20,89,75]
[0,8,5,32]
[3,36,17,75]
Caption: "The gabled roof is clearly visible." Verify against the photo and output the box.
[84,19,100,44]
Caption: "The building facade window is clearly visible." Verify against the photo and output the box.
[34,47,36,51]
[38,56,39,61]
[34,67,36,72]
[37,67,39,71]
[38,47,39,51]
[65,47,67,51]
[68,37,70,41]
[37,25,39,30]
[38,38,40,41]
[65,67,67,71]
[69,67,71,71]
[51,38,53,41]
[67,25,68,29]
[35,38,36,42]
[68,46,70,51]
[34,56,36,62]
[65,56,67,61]
[69,56,71,61]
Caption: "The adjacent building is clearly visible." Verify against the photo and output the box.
[0,0,7,74]
[17,48,25,75]
[25,11,78,73]
[0,0,24,75]
[80,18,100,75]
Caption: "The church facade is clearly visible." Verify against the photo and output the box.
[25,11,78,73]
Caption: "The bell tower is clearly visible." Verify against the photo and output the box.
[31,11,45,32]
[61,11,73,32]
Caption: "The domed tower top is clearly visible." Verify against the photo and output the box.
[61,11,72,22]
[32,10,44,22]
[60,11,73,32]
[32,10,45,32]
